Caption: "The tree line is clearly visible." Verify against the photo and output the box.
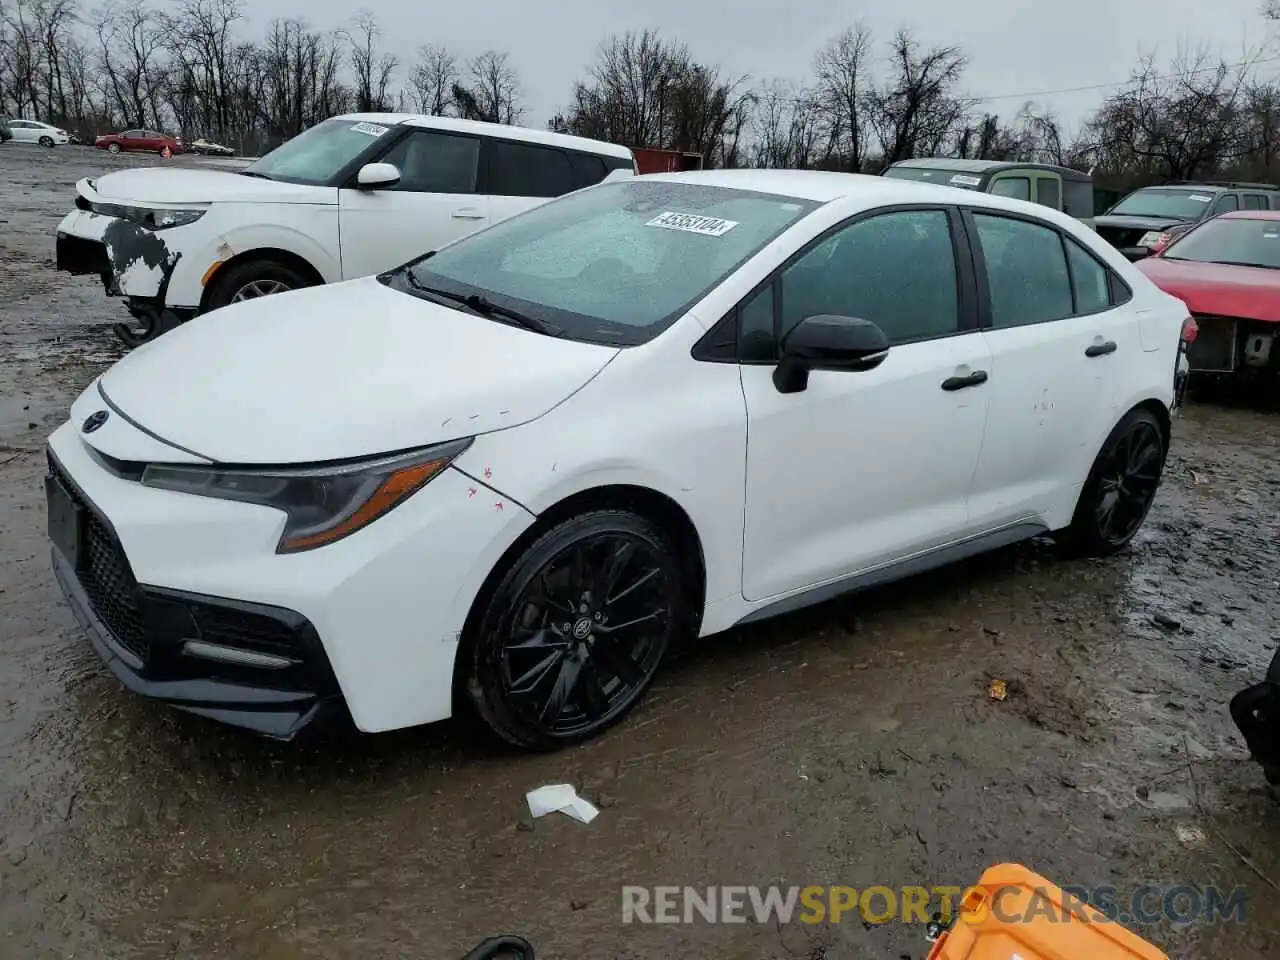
[4,0,1280,192]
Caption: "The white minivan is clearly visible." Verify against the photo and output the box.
[54,113,637,345]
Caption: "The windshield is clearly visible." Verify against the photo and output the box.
[1162,216,1280,269]
[882,166,984,190]
[389,179,819,345]
[243,117,394,185]
[1107,188,1215,220]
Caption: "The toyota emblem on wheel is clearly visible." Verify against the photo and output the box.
[81,410,109,433]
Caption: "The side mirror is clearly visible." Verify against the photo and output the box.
[773,314,889,394]
[356,162,401,190]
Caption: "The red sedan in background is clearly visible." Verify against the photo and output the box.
[94,128,183,157]
[1136,209,1280,384]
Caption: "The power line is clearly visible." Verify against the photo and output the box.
[968,53,1280,103]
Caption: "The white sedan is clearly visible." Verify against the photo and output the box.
[9,118,70,146]
[44,170,1190,748]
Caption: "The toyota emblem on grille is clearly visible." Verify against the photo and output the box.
[82,410,109,433]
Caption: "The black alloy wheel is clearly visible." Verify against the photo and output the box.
[468,510,683,749]
[1060,408,1166,556]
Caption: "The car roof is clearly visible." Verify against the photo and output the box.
[886,157,1091,182]
[638,168,1086,216]
[331,112,634,160]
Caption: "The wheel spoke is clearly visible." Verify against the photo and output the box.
[577,658,610,720]
[608,567,659,606]
[591,640,645,686]
[511,649,564,695]
[539,655,584,722]
[593,538,635,601]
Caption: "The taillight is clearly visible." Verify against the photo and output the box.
[1181,317,1198,344]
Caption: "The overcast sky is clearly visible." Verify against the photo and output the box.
[252,0,1274,130]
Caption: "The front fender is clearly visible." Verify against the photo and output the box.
[212,213,342,284]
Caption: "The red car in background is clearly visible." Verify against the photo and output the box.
[94,128,183,156]
[1136,210,1280,384]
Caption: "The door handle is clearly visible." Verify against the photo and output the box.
[1085,340,1118,357]
[940,370,988,391]
[451,208,485,220]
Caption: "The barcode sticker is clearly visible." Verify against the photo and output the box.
[645,211,739,236]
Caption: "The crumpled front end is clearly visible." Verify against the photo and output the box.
[57,178,184,299]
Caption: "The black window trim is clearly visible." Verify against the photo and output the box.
[959,205,1132,331]
[692,202,980,365]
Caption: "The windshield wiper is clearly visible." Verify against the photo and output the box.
[238,170,273,180]
[402,272,561,336]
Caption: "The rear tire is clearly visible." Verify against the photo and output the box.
[465,509,684,750]
[205,259,312,312]
[1056,408,1166,557]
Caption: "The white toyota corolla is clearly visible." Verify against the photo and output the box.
[45,170,1192,748]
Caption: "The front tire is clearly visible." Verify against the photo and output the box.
[107,143,121,154]
[205,259,311,312]
[466,510,685,750]
[1057,408,1166,557]
[38,135,54,147]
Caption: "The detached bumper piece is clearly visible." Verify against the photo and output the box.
[46,452,343,739]
[1230,651,1280,788]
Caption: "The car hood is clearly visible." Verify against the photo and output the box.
[85,168,332,205]
[1136,257,1280,322]
[1094,214,1190,232]
[97,276,620,464]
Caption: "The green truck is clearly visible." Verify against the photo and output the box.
[881,158,1096,228]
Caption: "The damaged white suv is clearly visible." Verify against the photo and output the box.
[54,113,636,346]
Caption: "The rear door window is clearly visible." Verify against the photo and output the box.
[990,177,1031,201]
[1243,193,1269,210]
[489,140,575,197]
[568,153,609,190]
[1035,177,1061,210]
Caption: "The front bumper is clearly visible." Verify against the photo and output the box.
[55,206,205,311]
[45,414,537,735]
[47,452,342,738]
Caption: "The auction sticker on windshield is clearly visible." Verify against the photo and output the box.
[350,122,389,137]
[646,212,739,237]
[1188,194,1212,202]
[950,174,982,187]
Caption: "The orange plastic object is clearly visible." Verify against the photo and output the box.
[926,864,1169,960]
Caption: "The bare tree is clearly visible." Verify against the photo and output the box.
[1083,47,1255,180]
[408,43,456,115]
[346,10,396,113]
[811,25,873,170]
[453,50,521,123]
[866,29,969,166]
[749,79,822,168]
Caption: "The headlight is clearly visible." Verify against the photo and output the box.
[140,439,472,553]
[89,201,206,230]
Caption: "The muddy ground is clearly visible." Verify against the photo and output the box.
[0,144,1278,960]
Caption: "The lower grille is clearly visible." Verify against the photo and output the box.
[49,456,149,661]
[1097,226,1147,248]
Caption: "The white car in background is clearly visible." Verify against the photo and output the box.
[9,118,70,146]
[44,171,1189,749]
[53,113,636,346]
